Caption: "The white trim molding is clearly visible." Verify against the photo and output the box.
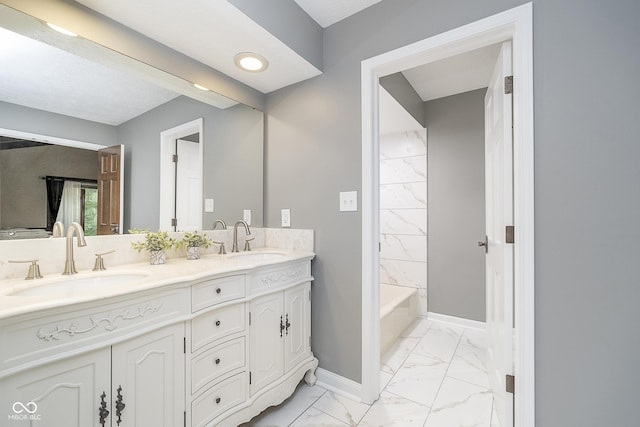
[427,312,486,331]
[361,3,534,425]
[0,127,106,151]
[315,368,363,403]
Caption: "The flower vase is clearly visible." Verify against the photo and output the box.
[150,250,166,265]
[186,246,201,260]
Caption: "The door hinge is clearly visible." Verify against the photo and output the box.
[505,225,514,244]
[172,154,178,163]
[249,371,252,385]
[184,410,186,427]
[379,242,381,252]
[171,218,177,227]
[504,75,513,94]
[249,312,251,326]
[183,337,186,354]
[506,374,515,394]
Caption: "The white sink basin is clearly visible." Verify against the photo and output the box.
[10,273,149,297]
[227,251,288,262]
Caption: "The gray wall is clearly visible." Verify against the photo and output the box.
[534,1,640,425]
[0,100,117,146]
[265,0,640,424]
[265,0,528,382]
[425,89,486,322]
[380,73,426,127]
[0,145,97,229]
[117,96,263,232]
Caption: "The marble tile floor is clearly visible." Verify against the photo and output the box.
[241,318,501,427]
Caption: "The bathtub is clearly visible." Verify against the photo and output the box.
[380,284,419,355]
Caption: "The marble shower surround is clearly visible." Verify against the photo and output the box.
[380,129,428,316]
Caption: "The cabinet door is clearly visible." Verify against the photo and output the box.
[1,349,110,427]
[284,283,311,372]
[111,323,184,427]
[249,292,283,395]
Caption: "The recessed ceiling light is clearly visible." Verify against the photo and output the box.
[46,22,77,37]
[234,52,269,73]
[193,83,209,91]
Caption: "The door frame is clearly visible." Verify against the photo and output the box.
[159,118,204,231]
[360,3,534,426]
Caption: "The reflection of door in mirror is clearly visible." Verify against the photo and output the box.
[175,135,201,232]
[159,119,203,232]
[97,145,124,235]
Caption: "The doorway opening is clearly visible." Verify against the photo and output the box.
[361,4,533,427]
[159,118,204,231]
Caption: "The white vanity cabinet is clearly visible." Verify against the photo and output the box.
[0,253,316,427]
[111,323,185,427]
[1,323,184,427]
[249,283,311,395]
[2,347,110,427]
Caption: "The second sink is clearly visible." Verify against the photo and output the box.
[9,273,149,297]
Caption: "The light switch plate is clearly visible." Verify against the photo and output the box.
[243,209,251,225]
[339,191,358,212]
[204,198,214,213]
[281,209,291,227]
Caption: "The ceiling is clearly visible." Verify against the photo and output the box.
[0,26,179,126]
[76,0,323,94]
[0,0,498,126]
[402,43,502,102]
[294,0,382,28]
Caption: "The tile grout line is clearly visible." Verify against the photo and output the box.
[286,388,328,427]
[422,329,464,426]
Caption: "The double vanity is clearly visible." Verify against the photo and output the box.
[0,244,316,427]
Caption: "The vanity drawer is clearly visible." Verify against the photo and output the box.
[192,275,245,313]
[192,372,246,427]
[191,337,245,394]
[191,303,245,352]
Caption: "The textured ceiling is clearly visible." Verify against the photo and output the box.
[76,0,322,94]
[403,44,502,102]
[0,26,179,126]
[295,0,382,27]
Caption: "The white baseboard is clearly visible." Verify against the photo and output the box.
[315,368,363,403]
[427,312,486,331]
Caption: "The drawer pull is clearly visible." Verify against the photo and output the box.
[215,358,221,365]
[216,288,222,294]
[215,397,221,404]
[215,320,221,327]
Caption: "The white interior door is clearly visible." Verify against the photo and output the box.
[485,40,514,427]
[175,138,202,231]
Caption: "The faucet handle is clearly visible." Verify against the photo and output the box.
[93,250,115,271]
[244,238,255,252]
[9,259,44,280]
[212,241,227,255]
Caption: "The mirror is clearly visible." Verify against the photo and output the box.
[0,5,264,238]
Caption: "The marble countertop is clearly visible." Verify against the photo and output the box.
[0,248,314,320]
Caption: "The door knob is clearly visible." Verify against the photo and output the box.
[478,235,488,254]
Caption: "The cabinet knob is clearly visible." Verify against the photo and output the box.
[215,358,221,365]
[215,397,221,404]
[216,287,221,294]
[215,320,221,327]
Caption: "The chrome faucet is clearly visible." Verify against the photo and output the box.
[52,221,64,237]
[212,219,227,230]
[63,222,87,275]
[212,219,228,254]
[232,220,251,253]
